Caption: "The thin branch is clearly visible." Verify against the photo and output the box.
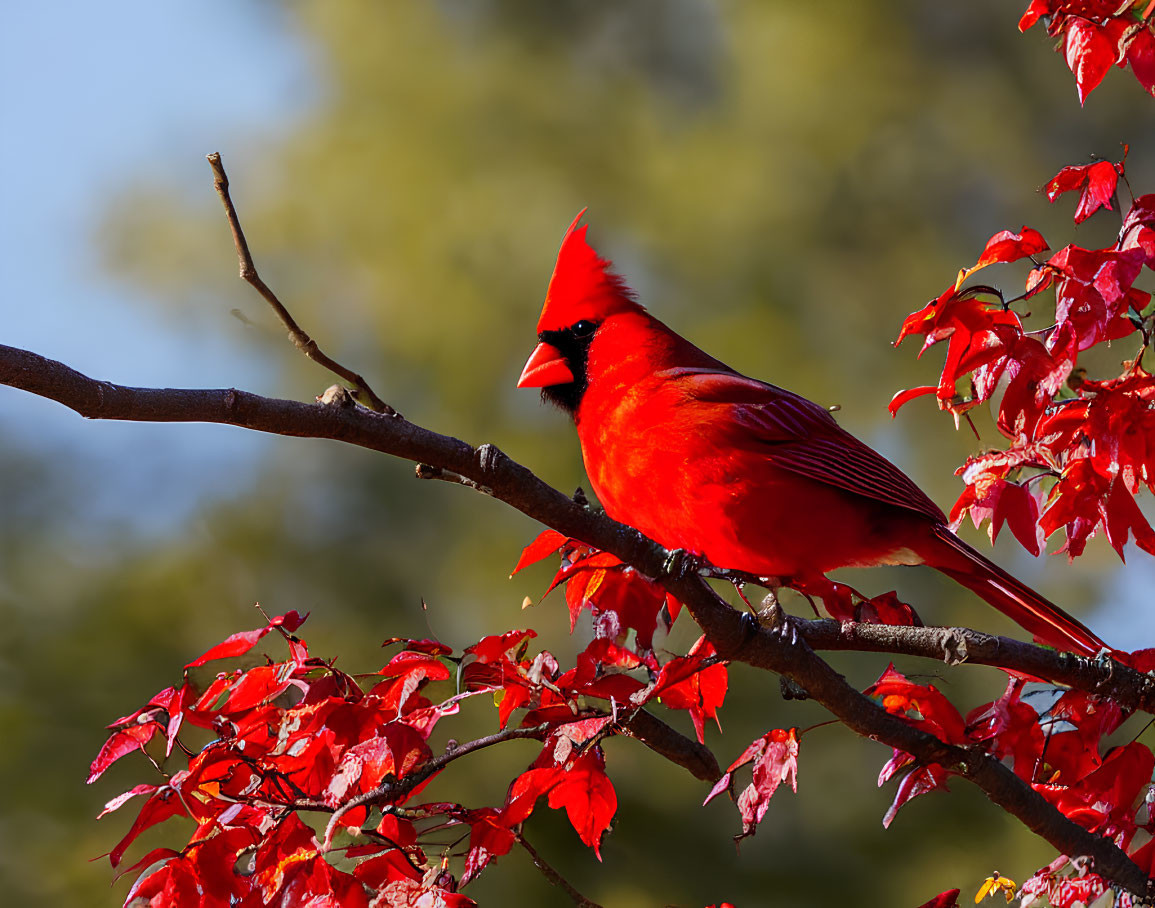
[205,152,395,416]
[796,619,1155,714]
[0,342,1150,895]
[415,462,494,496]
[620,709,721,782]
[516,832,604,908]
[323,722,553,847]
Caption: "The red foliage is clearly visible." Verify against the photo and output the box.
[894,152,1155,563]
[92,535,736,907]
[1018,2,1155,102]
[863,664,1155,895]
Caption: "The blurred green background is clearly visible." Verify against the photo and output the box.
[3,2,1155,905]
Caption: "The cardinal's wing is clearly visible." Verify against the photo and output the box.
[659,367,946,524]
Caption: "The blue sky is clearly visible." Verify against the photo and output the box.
[1,2,311,529]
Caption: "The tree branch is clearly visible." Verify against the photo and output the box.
[516,832,604,908]
[796,619,1155,713]
[0,342,1149,894]
[620,709,721,782]
[206,152,395,416]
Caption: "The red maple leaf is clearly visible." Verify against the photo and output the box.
[975,226,1049,266]
[1045,153,1125,223]
[1120,193,1155,267]
[509,529,569,575]
[185,610,307,669]
[893,285,1022,417]
[643,636,729,743]
[703,728,799,841]
[965,678,1046,779]
[950,476,1042,556]
[1065,17,1116,104]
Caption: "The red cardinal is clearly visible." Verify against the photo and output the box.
[517,212,1105,656]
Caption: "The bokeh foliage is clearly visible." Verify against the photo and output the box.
[4,1,1155,905]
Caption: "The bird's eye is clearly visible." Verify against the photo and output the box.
[572,320,597,339]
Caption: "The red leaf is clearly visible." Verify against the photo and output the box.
[645,637,728,743]
[1122,24,1155,95]
[1035,741,1154,842]
[121,858,200,908]
[183,826,259,902]
[854,590,921,627]
[326,724,432,808]
[975,226,1048,266]
[88,723,157,784]
[1048,245,1144,350]
[221,663,295,713]
[1125,22,1155,96]
[965,678,1045,779]
[882,762,950,828]
[894,285,1022,412]
[1040,458,1110,557]
[109,786,189,867]
[1123,647,1155,673]
[501,766,564,827]
[578,563,671,650]
[510,529,568,575]
[546,750,617,858]
[462,808,516,885]
[375,651,452,713]
[916,890,960,908]
[1120,194,1155,267]
[1065,18,1115,104]
[888,385,937,417]
[704,728,799,841]
[252,813,319,901]
[111,846,181,884]
[1131,837,1155,876]
[97,783,158,819]
[465,629,537,664]
[353,849,424,888]
[949,477,1041,556]
[1045,160,1121,224]
[865,665,968,745]
[1102,475,1155,559]
[185,610,307,668]
[376,878,476,907]
[1018,0,1051,32]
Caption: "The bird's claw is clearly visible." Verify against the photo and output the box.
[738,593,798,645]
[662,548,702,579]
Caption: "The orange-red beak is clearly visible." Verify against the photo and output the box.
[517,341,574,388]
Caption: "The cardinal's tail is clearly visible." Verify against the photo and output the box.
[928,526,1105,657]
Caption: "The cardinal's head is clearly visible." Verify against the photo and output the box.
[516,211,642,412]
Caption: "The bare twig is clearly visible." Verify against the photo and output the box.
[415,462,494,495]
[205,152,396,416]
[516,832,604,908]
[1,342,1150,894]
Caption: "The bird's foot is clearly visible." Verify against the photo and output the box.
[738,590,797,646]
[662,548,703,579]
[779,676,810,701]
